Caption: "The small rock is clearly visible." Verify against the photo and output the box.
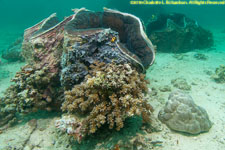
[150,87,158,96]
[28,119,37,128]
[173,54,188,60]
[218,138,225,144]
[193,53,208,60]
[171,77,191,91]
[159,85,171,92]
[150,140,163,145]
[204,70,213,76]
[24,145,32,150]
[158,97,165,104]
[191,82,198,85]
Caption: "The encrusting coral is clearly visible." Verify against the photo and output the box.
[2,64,63,115]
[58,61,153,141]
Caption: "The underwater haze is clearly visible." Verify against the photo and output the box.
[0,0,225,150]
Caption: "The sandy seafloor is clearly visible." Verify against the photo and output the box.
[0,28,224,150]
[145,29,225,150]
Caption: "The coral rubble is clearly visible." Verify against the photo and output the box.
[158,90,212,134]
[147,13,214,53]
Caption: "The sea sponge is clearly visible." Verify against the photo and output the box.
[60,62,153,139]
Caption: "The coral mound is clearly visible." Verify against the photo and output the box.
[59,62,153,141]
[158,90,212,134]
[0,8,155,143]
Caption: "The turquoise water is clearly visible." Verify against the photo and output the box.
[0,1,224,51]
[0,0,224,53]
[0,0,225,28]
[0,1,225,150]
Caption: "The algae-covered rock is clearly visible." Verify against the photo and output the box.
[158,90,212,134]
[211,65,225,83]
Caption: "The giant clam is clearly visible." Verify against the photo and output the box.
[22,7,155,88]
[66,8,155,68]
